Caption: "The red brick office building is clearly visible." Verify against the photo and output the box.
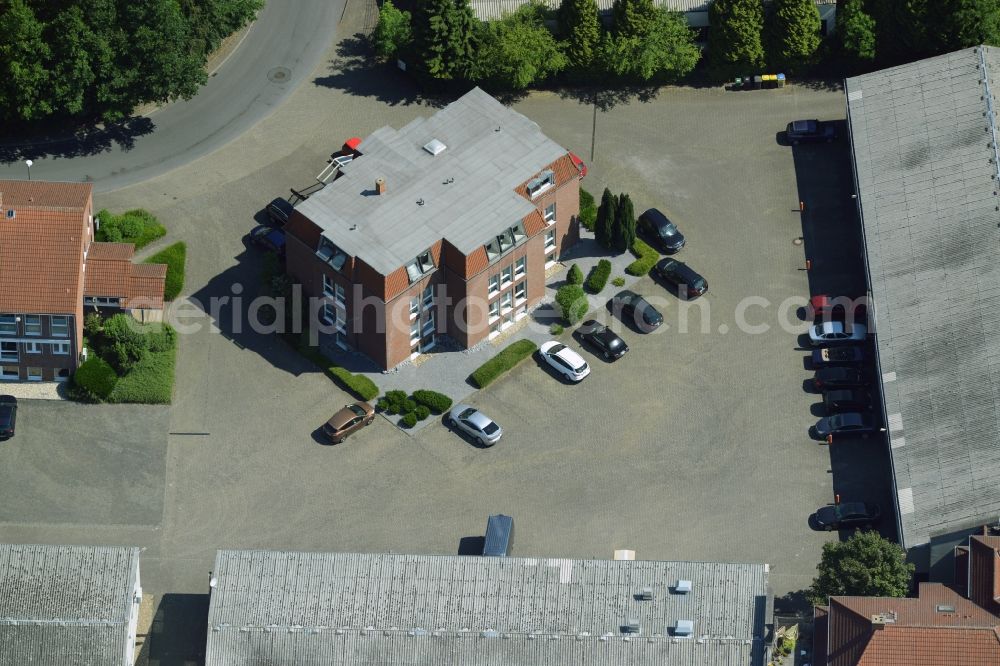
[284,88,581,370]
[0,181,166,382]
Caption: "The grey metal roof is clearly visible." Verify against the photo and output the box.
[845,45,1000,548]
[469,0,835,22]
[0,543,140,666]
[297,88,567,276]
[205,550,770,666]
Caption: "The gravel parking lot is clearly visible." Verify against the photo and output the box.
[0,21,894,622]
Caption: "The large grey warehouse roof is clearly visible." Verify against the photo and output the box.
[845,45,1000,548]
[205,549,771,666]
[0,543,140,666]
[298,87,568,276]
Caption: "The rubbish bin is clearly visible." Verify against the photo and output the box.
[733,76,743,89]
[753,75,762,90]
[777,73,786,88]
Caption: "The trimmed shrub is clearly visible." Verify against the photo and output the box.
[414,404,431,421]
[612,276,625,287]
[555,284,588,325]
[95,208,166,249]
[401,412,418,428]
[470,339,538,388]
[412,389,452,414]
[579,188,597,232]
[74,357,119,400]
[383,390,408,412]
[328,367,379,401]
[567,263,584,285]
[144,242,186,301]
[402,398,417,414]
[585,259,612,293]
[103,313,150,372]
[550,323,564,335]
[376,398,390,412]
[625,238,660,276]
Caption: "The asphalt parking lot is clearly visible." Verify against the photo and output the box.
[0,12,895,638]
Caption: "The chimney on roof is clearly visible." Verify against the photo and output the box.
[870,611,897,628]
[375,178,386,195]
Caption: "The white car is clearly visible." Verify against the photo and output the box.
[539,341,591,382]
[809,321,867,346]
[447,404,502,446]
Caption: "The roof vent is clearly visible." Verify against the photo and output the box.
[5,209,13,220]
[638,587,654,601]
[423,139,447,156]
[375,178,386,195]
[871,612,897,626]
[622,619,641,634]
[674,620,694,637]
[675,580,692,594]
[935,604,956,613]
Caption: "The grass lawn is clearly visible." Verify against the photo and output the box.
[95,208,166,249]
[145,242,186,301]
[106,347,176,404]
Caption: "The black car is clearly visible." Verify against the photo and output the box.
[814,412,879,439]
[611,290,663,332]
[814,367,867,390]
[0,395,17,440]
[638,208,685,254]
[823,389,872,413]
[577,319,629,361]
[811,346,864,368]
[814,502,881,531]
[654,258,707,299]
[266,197,294,227]
[250,225,286,256]
[785,119,838,144]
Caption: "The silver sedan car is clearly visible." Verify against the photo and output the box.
[447,404,503,446]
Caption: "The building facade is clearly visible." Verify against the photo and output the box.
[285,88,581,370]
[0,180,167,382]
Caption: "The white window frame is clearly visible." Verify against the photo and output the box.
[322,274,336,299]
[410,320,421,343]
[51,316,69,337]
[0,341,17,362]
[0,366,17,380]
[501,265,513,288]
[335,282,346,307]
[488,274,501,296]
[321,303,336,326]
[527,171,555,198]
[52,342,70,355]
[409,297,420,319]
[544,202,556,224]
[545,250,557,268]
[544,229,556,251]
[26,341,42,354]
[56,368,71,382]
[422,284,434,309]
[488,300,500,323]
[514,282,527,305]
[23,315,41,335]
[26,367,42,382]
[500,291,513,313]
[422,309,435,335]
[514,257,526,279]
[0,315,15,336]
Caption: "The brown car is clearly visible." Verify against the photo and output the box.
[322,401,375,443]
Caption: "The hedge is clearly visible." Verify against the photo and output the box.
[567,263,584,285]
[555,284,588,325]
[106,348,175,404]
[470,339,538,388]
[144,242,186,301]
[625,238,660,276]
[296,340,379,401]
[585,259,612,293]
[73,356,119,400]
[401,412,418,428]
[412,389,452,414]
[414,404,431,421]
[95,208,166,249]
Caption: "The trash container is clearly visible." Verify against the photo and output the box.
[777,73,786,88]
[734,76,743,88]
[753,75,762,90]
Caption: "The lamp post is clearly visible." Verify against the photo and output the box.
[24,160,32,181]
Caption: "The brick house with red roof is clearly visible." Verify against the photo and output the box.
[0,180,166,382]
[813,532,1000,665]
[285,88,582,370]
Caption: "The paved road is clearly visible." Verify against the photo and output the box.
[0,0,344,193]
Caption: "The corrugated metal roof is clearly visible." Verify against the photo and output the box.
[468,0,835,22]
[205,550,770,666]
[296,87,567,276]
[845,46,1000,548]
[0,543,140,666]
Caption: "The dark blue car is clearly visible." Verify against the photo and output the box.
[811,346,864,368]
[250,225,286,256]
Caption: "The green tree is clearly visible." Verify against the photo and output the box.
[412,0,479,81]
[103,313,150,373]
[596,188,618,249]
[373,0,413,61]
[766,0,821,72]
[555,284,589,325]
[611,0,658,36]
[557,0,602,73]
[836,0,876,65]
[807,530,914,604]
[616,193,636,252]
[0,0,52,121]
[707,0,765,80]
[869,0,930,65]
[567,263,584,285]
[600,8,700,81]
[933,0,1000,52]
[474,4,566,89]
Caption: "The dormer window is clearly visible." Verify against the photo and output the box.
[406,249,435,283]
[526,170,555,198]
[317,238,348,272]
[484,221,528,263]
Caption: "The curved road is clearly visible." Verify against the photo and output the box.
[0,0,345,193]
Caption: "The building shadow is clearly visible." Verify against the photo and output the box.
[825,434,898,544]
[135,593,208,666]
[0,116,156,162]
[457,536,485,556]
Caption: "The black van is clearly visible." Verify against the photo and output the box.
[482,514,514,557]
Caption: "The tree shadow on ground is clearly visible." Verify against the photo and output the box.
[774,588,814,617]
[0,116,156,163]
[555,84,664,112]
